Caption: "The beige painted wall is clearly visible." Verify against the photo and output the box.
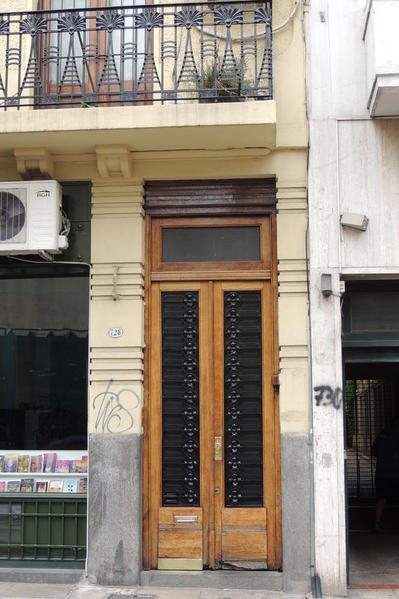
[0,0,308,436]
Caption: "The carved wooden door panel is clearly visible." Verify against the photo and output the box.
[148,280,280,570]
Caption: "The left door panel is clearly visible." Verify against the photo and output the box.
[149,282,213,570]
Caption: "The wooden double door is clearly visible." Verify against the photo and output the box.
[148,278,281,570]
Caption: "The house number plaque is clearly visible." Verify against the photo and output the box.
[108,327,123,338]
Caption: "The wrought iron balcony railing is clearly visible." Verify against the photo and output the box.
[0,1,272,109]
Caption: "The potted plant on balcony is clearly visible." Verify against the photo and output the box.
[198,58,252,103]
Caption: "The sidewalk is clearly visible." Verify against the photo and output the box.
[1,580,399,599]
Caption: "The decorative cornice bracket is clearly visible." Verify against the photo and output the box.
[95,145,132,179]
[14,148,55,180]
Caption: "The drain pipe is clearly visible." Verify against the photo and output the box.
[306,202,322,599]
[302,0,322,597]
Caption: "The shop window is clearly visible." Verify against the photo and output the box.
[0,268,89,451]
[0,182,90,451]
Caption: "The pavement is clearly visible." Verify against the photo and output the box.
[1,580,399,599]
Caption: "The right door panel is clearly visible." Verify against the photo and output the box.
[213,281,277,569]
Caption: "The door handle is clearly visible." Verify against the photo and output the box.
[214,436,223,461]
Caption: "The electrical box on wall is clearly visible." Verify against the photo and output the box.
[0,180,68,255]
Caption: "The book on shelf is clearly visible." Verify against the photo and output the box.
[55,459,71,473]
[48,479,63,493]
[72,458,87,473]
[78,478,87,494]
[43,453,57,473]
[4,454,18,473]
[63,479,78,493]
[6,480,20,492]
[0,456,4,472]
[0,481,6,492]
[30,455,43,473]
[17,454,30,473]
[35,481,48,493]
[20,478,34,493]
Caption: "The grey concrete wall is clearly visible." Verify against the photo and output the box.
[281,433,311,593]
[87,433,142,586]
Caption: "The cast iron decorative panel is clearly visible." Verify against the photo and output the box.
[0,1,272,108]
[161,291,200,506]
[224,291,263,507]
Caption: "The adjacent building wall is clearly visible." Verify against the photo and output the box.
[307,0,399,594]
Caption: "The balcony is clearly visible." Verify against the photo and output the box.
[0,1,272,109]
[364,0,399,117]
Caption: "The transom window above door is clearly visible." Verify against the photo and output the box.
[151,217,272,274]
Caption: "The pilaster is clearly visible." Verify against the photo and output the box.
[276,179,311,594]
[87,168,144,586]
[89,176,145,435]
[276,181,309,434]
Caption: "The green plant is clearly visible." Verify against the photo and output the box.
[80,100,98,108]
[199,58,252,102]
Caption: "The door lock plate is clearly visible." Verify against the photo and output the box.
[214,436,223,461]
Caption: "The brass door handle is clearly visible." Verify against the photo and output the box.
[214,436,223,461]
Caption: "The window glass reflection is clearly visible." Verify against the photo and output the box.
[0,271,89,450]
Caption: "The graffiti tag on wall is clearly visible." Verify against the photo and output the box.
[314,385,343,410]
[93,379,142,433]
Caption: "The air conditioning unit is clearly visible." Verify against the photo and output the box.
[0,180,68,255]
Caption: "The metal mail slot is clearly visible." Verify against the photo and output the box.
[173,515,198,523]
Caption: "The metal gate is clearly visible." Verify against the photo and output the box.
[345,379,395,499]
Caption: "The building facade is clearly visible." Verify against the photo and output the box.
[0,0,310,593]
[307,0,399,594]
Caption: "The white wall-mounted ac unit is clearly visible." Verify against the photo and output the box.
[0,180,68,255]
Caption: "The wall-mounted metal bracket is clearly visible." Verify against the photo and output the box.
[112,265,120,301]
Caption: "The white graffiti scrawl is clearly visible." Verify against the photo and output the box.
[93,379,142,433]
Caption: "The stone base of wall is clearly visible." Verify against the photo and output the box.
[87,433,142,586]
[281,433,311,593]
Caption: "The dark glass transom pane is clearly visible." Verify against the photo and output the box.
[224,291,263,507]
[161,292,200,506]
[162,227,261,263]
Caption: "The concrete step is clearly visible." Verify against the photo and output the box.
[0,567,84,584]
[140,570,283,591]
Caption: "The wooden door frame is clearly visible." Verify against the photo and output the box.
[143,207,281,571]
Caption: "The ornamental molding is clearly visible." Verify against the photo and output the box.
[14,147,55,180]
[95,145,133,179]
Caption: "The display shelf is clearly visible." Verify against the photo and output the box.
[0,450,88,495]
[0,493,87,499]
[0,473,87,477]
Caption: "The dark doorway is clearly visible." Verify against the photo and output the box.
[343,282,399,587]
[345,364,399,586]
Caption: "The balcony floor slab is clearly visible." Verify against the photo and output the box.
[0,101,276,157]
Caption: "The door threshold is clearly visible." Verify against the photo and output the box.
[140,570,283,591]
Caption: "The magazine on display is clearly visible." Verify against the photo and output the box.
[17,455,30,473]
[20,478,34,493]
[36,481,48,493]
[55,460,71,473]
[63,479,79,493]
[30,455,43,473]
[4,454,18,473]
[48,480,64,493]
[78,478,87,493]
[43,453,57,473]
[6,480,20,492]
